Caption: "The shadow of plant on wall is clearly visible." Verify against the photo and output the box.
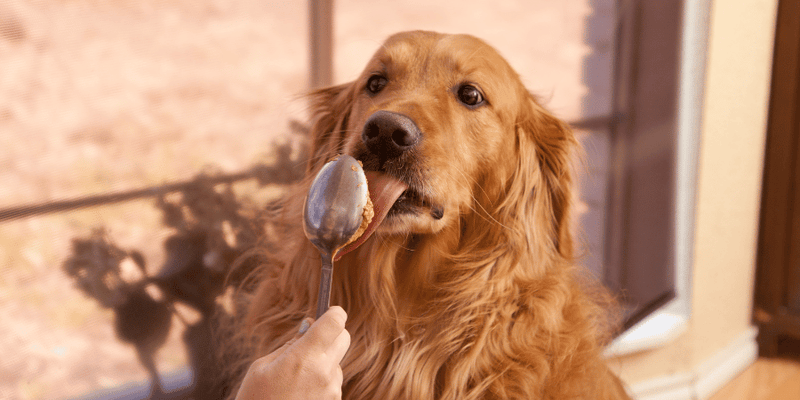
[61,135,308,399]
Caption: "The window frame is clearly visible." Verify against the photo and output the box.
[604,0,710,356]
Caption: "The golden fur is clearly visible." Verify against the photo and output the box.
[233,31,630,399]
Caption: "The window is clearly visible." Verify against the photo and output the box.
[604,0,710,354]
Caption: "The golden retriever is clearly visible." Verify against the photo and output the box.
[233,30,630,399]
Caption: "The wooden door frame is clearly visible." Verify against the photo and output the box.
[754,0,800,356]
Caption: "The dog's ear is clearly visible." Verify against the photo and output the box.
[513,94,578,260]
[306,82,356,173]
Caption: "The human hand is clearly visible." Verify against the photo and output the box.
[235,306,350,400]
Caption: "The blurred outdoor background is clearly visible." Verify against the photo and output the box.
[0,1,602,398]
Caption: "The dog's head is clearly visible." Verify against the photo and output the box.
[307,30,576,262]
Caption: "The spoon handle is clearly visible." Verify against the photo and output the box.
[316,253,334,319]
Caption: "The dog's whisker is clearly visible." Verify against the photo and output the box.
[447,167,512,232]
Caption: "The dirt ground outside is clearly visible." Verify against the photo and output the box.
[0,1,592,398]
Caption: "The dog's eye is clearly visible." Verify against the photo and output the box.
[456,84,485,108]
[366,75,388,94]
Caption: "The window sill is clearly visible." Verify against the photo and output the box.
[604,300,689,357]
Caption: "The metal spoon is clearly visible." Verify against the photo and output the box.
[303,155,368,318]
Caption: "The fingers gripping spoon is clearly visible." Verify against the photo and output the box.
[303,155,370,318]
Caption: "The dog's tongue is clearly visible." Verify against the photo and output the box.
[335,171,407,259]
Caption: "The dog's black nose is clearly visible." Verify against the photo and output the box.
[362,111,421,159]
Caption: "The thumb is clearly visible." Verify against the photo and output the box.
[297,317,314,336]
[260,317,315,364]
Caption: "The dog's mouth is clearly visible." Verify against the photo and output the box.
[388,186,438,217]
[335,171,443,259]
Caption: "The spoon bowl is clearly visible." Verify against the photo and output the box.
[303,155,368,318]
